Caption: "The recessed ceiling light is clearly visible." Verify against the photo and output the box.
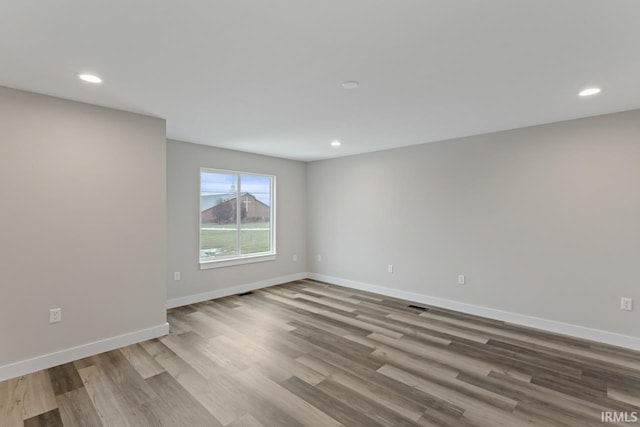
[578,87,601,97]
[341,81,359,89]
[78,73,103,84]
[330,140,342,147]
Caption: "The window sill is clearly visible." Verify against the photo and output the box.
[199,253,276,270]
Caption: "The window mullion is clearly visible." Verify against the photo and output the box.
[236,175,241,255]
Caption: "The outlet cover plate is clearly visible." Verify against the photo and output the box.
[49,308,62,323]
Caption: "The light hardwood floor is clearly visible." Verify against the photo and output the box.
[1,279,639,426]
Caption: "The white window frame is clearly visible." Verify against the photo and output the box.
[199,168,276,269]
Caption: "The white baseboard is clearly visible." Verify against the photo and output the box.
[308,273,640,352]
[167,272,308,309]
[0,272,307,382]
[0,323,169,382]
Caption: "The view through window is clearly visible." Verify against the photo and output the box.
[200,169,275,265]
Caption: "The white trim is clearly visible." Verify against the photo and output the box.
[0,323,169,382]
[167,272,308,309]
[308,273,640,351]
[199,168,276,269]
[200,253,276,270]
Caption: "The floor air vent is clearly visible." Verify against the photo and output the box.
[238,291,254,296]
[408,304,427,311]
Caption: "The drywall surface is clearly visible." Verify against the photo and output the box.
[166,140,307,302]
[0,86,167,368]
[307,110,640,338]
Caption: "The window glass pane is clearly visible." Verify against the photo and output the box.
[200,172,238,259]
[240,175,271,255]
[200,169,275,266]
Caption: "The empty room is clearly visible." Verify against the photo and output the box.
[1,1,639,426]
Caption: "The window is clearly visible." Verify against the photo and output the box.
[200,168,275,268]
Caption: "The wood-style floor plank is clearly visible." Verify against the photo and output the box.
[145,348,235,426]
[608,387,640,407]
[56,387,103,427]
[143,371,218,426]
[21,369,58,420]
[77,365,133,427]
[0,377,25,427]
[235,368,344,427]
[86,350,159,408]
[227,413,267,427]
[23,408,63,427]
[48,363,84,397]
[281,375,386,427]
[1,279,639,426]
[118,344,164,380]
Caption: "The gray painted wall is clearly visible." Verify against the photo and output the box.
[307,110,640,337]
[2,83,637,370]
[0,87,167,366]
[166,140,307,301]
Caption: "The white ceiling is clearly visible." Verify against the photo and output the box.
[1,1,639,161]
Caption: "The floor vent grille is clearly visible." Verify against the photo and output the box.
[238,291,254,296]
[408,304,427,311]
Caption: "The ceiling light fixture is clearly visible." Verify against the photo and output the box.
[578,87,601,97]
[330,140,342,147]
[341,81,359,89]
[78,73,103,84]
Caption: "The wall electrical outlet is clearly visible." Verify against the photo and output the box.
[621,297,633,311]
[293,254,298,262]
[388,264,394,273]
[49,308,62,324]
[458,274,466,285]
[317,255,322,262]
[174,272,181,281]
